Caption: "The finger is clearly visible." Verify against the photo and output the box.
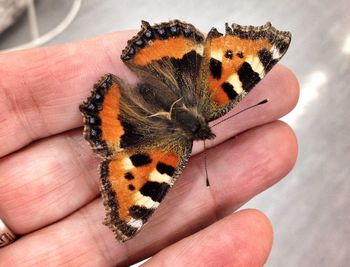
[0,202,273,266]
[0,200,117,267]
[0,129,100,233]
[0,31,133,157]
[0,63,298,233]
[145,209,273,267]
[0,121,296,266]
[207,121,298,217]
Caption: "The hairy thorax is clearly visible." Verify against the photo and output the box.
[172,107,215,141]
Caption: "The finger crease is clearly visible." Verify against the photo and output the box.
[63,133,100,195]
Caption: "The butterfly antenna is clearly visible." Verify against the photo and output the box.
[211,99,269,128]
[203,140,210,187]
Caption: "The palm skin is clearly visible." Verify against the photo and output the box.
[0,30,299,266]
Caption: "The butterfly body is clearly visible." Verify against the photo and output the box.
[80,20,291,241]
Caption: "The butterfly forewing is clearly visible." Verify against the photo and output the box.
[121,20,205,108]
[199,22,291,120]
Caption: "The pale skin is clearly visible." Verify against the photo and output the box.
[0,30,299,266]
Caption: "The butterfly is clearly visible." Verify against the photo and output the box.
[79,20,291,242]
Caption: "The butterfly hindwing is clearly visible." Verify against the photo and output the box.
[199,22,291,120]
[100,146,191,241]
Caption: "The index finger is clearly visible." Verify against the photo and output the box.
[0,31,134,157]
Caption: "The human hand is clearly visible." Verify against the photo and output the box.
[0,30,298,266]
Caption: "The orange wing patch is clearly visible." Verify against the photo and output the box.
[132,37,203,66]
[100,149,180,241]
[99,82,124,150]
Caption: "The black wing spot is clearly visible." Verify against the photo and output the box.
[225,50,233,59]
[156,162,175,176]
[237,62,261,92]
[221,82,238,100]
[128,184,135,191]
[209,58,222,79]
[124,172,134,180]
[130,154,152,167]
[139,181,170,202]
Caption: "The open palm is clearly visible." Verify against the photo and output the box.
[0,31,299,266]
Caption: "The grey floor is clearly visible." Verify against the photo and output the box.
[1,0,350,266]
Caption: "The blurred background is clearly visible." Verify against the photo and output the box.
[1,0,349,266]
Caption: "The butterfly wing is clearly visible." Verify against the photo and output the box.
[80,74,192,241]
[198,22,292,121]
[100,146,191,241]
